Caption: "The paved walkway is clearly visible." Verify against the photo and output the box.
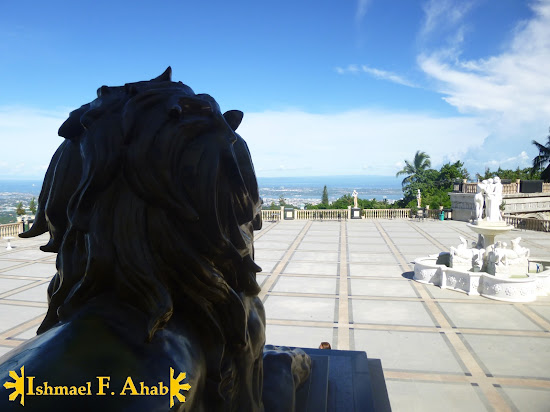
[1,220,550,411]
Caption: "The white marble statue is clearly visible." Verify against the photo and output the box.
[484,176,503,222]
[486,238,530,275]
[510,237,530,258]
[352,190,358,208]
[449,236,485,270]
[474,180,487,221]
[484,178,494,221]
[491,176,503,221]
[416,189,421,208]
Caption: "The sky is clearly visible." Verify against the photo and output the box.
[0,0,549,180]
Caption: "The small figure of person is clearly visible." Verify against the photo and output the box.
[319,342,331,349]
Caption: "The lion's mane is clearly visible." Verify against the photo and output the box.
[25,68,263,357]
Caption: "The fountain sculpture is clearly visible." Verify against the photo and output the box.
[414,177,550,302]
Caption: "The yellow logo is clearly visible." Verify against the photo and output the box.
[3,366,25,406]
[3,366,191,407]
[169,367,192,407]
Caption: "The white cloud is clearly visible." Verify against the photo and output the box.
[356,0,372,24]
[420,0,473,40]
[419,1,550,121]
[335,64,416,88]
[415,0,550,173]
[238,109,488,177]
[0,106,68,178]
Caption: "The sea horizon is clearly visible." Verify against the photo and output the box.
[257,175,403,207]
[0,175,405,211]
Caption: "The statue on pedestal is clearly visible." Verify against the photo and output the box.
[486,176,503,222]
[0,68,310,411]
[474,180,487,221]
[352,189,358,208]
[474,176,504,223]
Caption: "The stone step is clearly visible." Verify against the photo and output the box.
[295,354,329,412]
[295,348,390,412]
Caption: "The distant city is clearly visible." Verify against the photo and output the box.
[0,176,403,224]
[0,180,41,224]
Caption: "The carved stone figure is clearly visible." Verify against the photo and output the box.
[449,236,485,270]
[416,189,421,208]
[486,176,503,222]
[0,68,310,411]
[474,180,487,221]
[511,237,530,258]
[352,189,358,208]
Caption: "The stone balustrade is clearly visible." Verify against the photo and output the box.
[0,222,23,238]
[503,215,550,232]
[462,182,519,194]
[363,208,410,219]
[261,208,413,220]
[425,209,440,219]
[295,209,348,220]
[459,181,550,195]
[260,210,282,222]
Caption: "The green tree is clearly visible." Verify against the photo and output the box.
[330,194,353,209]
[476,166,541,181]
[29,197,37,215]
[532,128,550,181]
[395,150,431,186]
[395,156,470,209]
[321,185,329,206]
[437,161,469,185]
[16,202,25,216]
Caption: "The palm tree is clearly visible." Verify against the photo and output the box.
[532,128,550,181]
[396,150,431,186]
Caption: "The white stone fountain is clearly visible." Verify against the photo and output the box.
[414,177,550,302]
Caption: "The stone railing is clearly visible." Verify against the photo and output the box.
[458,181,550,194]
[462,183,477,193]
[426,209,440,219]
[502,183,519,194]
[363,208,410,219]
[260,210,281,222]
[295,209,347,220]
[461,182,519,194]
[0,222,23,238]
[503,215,550,232]
[262,208,413,220]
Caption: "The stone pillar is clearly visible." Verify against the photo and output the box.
[462,179,468,193]
[516,179,521,193]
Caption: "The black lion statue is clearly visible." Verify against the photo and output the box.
[0,68,310,411]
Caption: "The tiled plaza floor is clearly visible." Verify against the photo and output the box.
[1,219,550,411]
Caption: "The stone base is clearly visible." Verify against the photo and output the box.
[296,348,390,412]
[350,208,362,219]
[414,256,550,302]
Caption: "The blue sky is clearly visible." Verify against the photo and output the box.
[1,0,549,179]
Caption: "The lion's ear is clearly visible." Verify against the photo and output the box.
[223,110,244,131]
[151,67,172,82]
